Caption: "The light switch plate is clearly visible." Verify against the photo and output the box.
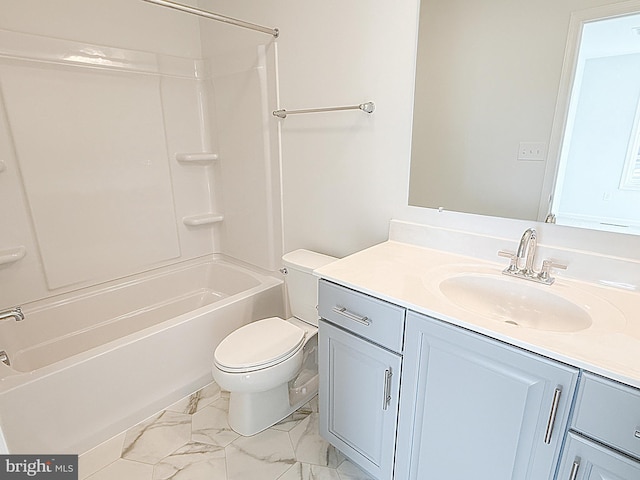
[518,142,546,161]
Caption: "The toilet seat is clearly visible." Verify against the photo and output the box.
[214,317,305,373]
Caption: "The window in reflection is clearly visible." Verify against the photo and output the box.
[620,100,640,191]
[552,12,640,234]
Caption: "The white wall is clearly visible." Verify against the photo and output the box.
[203,0,420,259]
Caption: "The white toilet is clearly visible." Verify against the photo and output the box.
[212,249,336,436]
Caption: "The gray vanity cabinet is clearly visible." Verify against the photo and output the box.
[556,373,640,479]
[318,280,405,480]
[395,311,579,480]
[556,433,640,480]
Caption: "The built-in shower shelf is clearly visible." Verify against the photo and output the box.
[175,153,218,165]
[182,213,224,226]
[0,246,26,266]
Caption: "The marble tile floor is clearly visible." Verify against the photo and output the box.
[81,382,374,480]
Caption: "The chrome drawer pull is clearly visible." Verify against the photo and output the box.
[635,428,640,439]
[568,458,580,480]
[332,306,371,326]
[382,368,393,410]
[544,387,562,444]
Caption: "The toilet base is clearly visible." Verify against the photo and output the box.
[228,377,318,436]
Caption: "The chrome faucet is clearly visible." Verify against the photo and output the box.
[0,306,24,322]
[516,228,537,275]
[498,228,567,285]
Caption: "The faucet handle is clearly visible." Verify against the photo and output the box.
[498,250,518,272]
[538,259,567,284]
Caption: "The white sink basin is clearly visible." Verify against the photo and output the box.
[426,265,626,333]
[439,274,592,332]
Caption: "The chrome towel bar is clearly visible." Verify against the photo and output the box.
[273,102,375,119]
[0,306,24,322]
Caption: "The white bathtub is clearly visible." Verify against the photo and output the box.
[0,256,284,454]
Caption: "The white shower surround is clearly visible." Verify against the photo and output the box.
[0,20,284,456]
[0,27,282,308]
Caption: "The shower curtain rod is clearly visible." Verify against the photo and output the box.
[142,0,279,38]
[272,102,376,119]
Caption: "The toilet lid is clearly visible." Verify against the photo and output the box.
[214,317,305,372]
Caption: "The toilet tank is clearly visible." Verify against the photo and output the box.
[282,249,337,327]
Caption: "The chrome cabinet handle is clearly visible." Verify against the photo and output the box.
[634,428,640,439]
[332,306,371,326]
[382,368,393,410]
[544,387,562,444]
[568,458,580,480]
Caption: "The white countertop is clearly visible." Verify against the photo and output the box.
[315,240,640,389]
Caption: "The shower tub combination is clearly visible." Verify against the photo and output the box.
[0,256,284,454]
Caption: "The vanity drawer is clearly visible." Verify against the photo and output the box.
[318,280,405,353]
[572,373,640,459]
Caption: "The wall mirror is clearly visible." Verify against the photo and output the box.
[408,0,640,235]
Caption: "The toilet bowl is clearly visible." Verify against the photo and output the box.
[212,249,336,436]
[213,317,308,394]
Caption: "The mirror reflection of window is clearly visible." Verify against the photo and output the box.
[620,100,640,191]
[551,11,640,235]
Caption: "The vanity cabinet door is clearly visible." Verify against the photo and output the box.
[556,432,640,480]
[395,312,578,480]
[319,319,401,480]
